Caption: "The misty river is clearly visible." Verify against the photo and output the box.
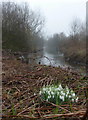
[38,47,69,68]
[28,47,86,74]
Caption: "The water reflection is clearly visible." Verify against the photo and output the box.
[28,47,86,74]
[40,52,69,68]
[32,47,72,70]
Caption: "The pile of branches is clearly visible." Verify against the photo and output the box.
[2,52,88,120]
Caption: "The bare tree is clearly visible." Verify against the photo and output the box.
[70,18,82,43]
[70,18,81,36]
[2,2,44,52]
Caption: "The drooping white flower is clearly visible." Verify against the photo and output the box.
[48,95,51,99]
[66,90,69,95]
[60,95,64,101]
[42,87,46,91]
[68,95,72,98]
[60,91,65,96]
[59,84,63,90]
[72,93,75,97]
[39,84,78,104]
[76,97,78,102]
[52,95,54,98]
[72,99,75,102]
[39,91,42,95]
[47,91,50,95]
[51,91,54,95]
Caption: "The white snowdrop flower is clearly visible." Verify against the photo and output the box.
[52,95,54,98]
[60,91,65,96]
[43,88,46,91]
[48,95,51,99]
[51,91,54,95]
[76,97,78,102]
[62,92,65,96]
[72,99,75,102]
[39,91,42,95]
[66,90,69,95]
[59,84,63,90]
[47,91,50,94]
[60,95,64,101]
[60,91,63,94]
[49,87,52,91]
[72,93,75,97]
[59,95,62,99]
[69,95,72,98]
[39,84,78,104]
[71,90,74,94]
[59,95,64,100]
[65,94,68,97]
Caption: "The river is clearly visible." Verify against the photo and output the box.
[28,47,86,74]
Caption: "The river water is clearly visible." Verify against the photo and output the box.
[38,50,69,68]
[28,47,86,74]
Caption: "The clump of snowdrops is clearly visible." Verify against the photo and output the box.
[39,84,78,105]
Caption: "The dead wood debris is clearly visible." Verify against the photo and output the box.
[2,52,88,120]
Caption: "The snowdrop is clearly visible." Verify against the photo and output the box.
[51,91,54,95]
[60,95,64,101]
[72,99,75,102]
[39,84,78,105]
[39,91,42,95]
[76,97,79,102]
[60,91,65,96]
[69,95,72,98]
[72,93,75,97]
[48,95,51,99]
[59,84,63,90]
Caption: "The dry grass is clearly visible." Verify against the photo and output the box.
[2,52,88,120]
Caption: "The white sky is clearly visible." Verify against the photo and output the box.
[3,0,86,37]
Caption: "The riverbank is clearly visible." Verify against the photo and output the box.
[2,51,88,120]
[60,47,86,66]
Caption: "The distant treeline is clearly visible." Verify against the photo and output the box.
[46,18,86,64]
[2,2,44,52]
